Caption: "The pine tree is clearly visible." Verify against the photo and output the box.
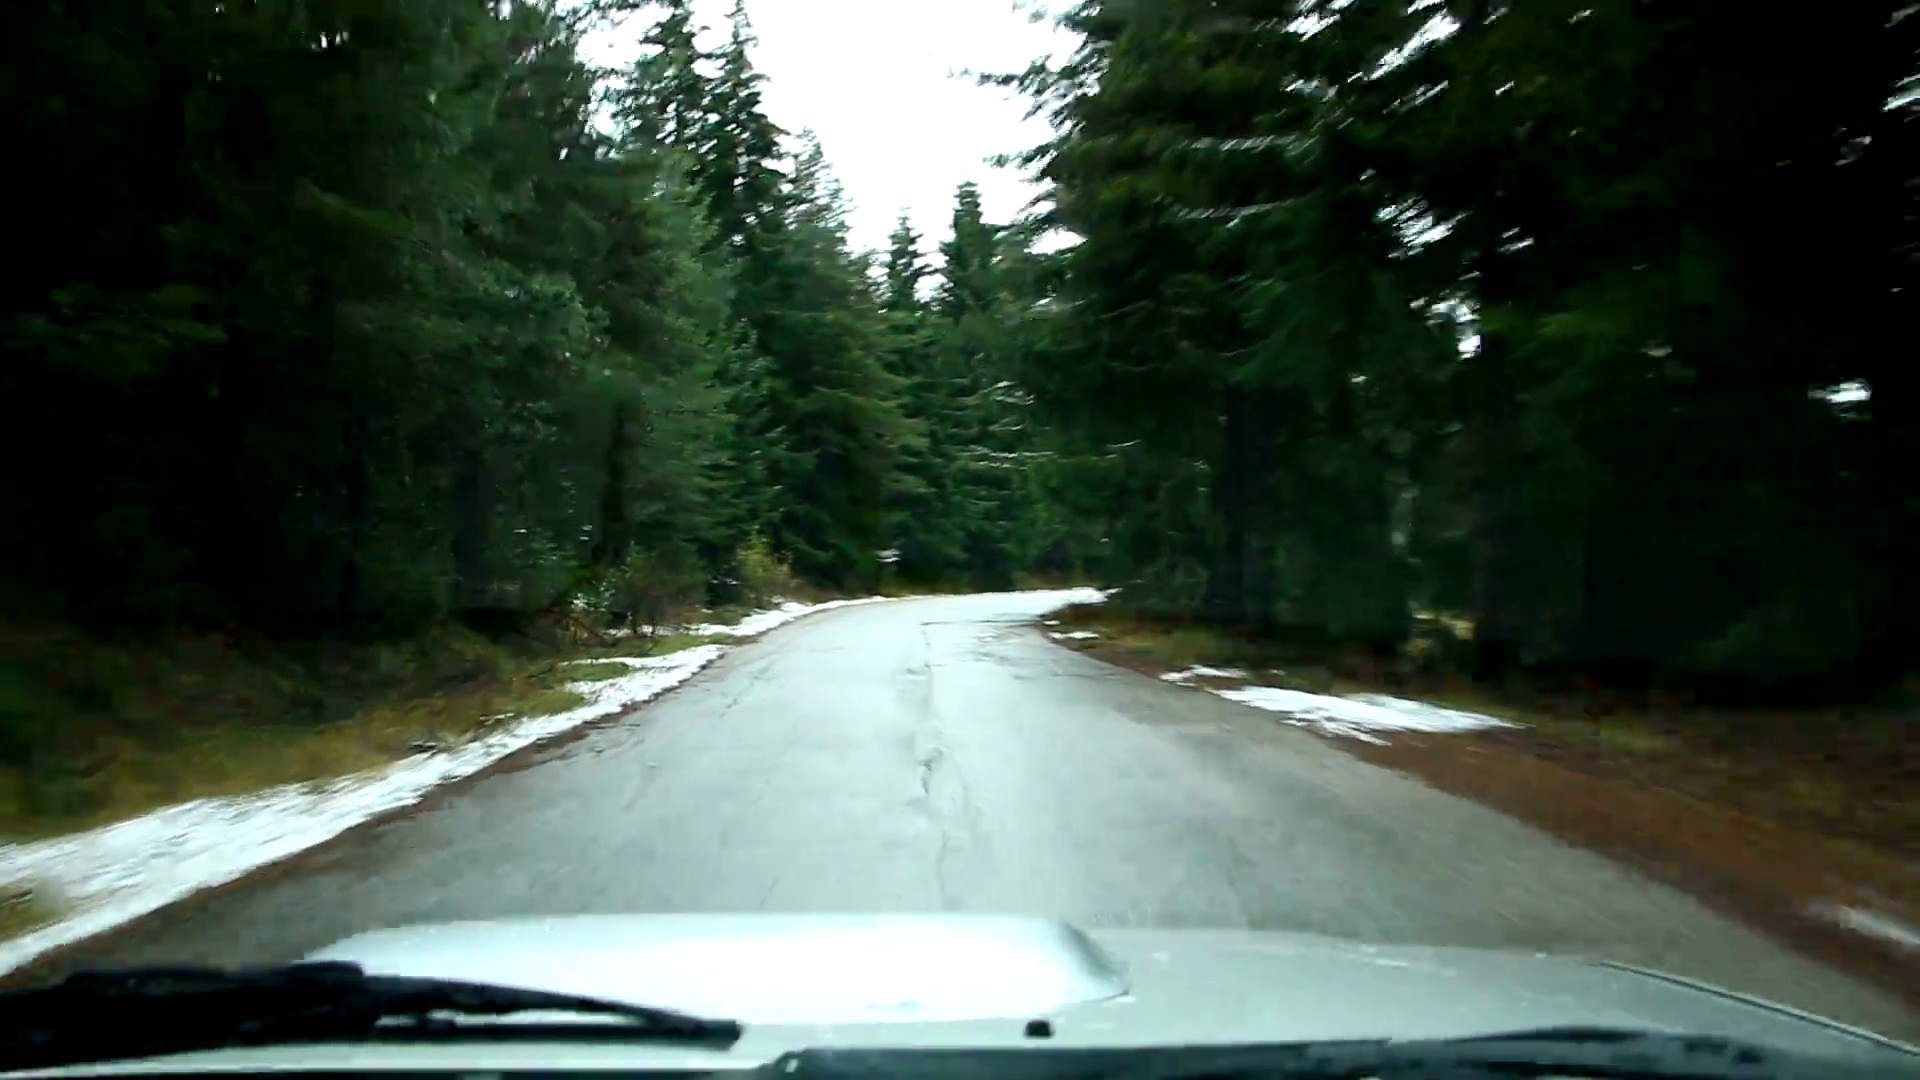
[1004,0,1919,696]
[876,216,966,583]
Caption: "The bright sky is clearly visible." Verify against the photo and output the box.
[584,1,1075,257]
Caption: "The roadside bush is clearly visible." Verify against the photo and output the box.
[608,548,706,636]
[734,532,799,605]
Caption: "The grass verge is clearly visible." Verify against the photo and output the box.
[0,591,768,845]
[1048,603,1915,856]
[558,662,645,684]
[0,617,744,842]
[0,886,61,940]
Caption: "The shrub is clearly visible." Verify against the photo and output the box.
[734,532,799,605]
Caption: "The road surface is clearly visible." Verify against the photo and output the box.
[42,592,1915,1036]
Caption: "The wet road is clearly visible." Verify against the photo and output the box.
[55,592,1915,1036]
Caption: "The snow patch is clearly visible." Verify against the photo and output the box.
[0,646,725,976]
[1811,903,1920,952]
[1160,665,1249,683]
[1151,660,1510,744]
[1211,686,1515,744]
[685,596,892,638]
[0,588,1107,971]
[1049,630,1101,641]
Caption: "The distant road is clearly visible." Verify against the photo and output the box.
[42,592,1915,1038]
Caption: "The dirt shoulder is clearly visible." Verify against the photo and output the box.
[1042,605,1920,1014]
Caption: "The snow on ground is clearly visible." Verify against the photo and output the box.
[1810,903,1920,952]
[1160,665,1249,683]
[1048,630,1101,641]
[0,647,725,976]
[0,590,1099,973]
[1212,685,1517,744]
[686,596,892,638]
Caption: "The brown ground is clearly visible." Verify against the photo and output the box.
[1346,731,1920,1010]
[1044,606,1920,1012]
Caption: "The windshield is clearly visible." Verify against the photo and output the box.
[1,0,1915,1076]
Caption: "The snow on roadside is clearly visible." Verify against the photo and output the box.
[1160,665,1249,683]
[1212,685,1517,744]
[686,596,891,638]
[0,646,726,976]
[0,589,1101,973]
[0,597,876,974]
[1810,903,1920,952]
[1030,593,1506,741]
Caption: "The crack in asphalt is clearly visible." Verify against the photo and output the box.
[916,745,945,801]
[934,822,958,910]
[707,651,779,720]
[915,620,961,908]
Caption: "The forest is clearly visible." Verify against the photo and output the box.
[3,0,1915,728]
[1008,0,1915,701]
[5,0,1079,637]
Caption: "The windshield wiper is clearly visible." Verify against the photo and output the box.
[0,960,743,1072]
[774,1026,1915,1080]
[1082,1025,1915,1080]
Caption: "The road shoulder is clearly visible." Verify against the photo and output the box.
[1038,606,1920,1017]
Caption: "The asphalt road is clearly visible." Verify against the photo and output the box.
[47,592,1915,1037]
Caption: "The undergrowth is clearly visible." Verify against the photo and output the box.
[1054,602,1917,857]
[0,620,607,840]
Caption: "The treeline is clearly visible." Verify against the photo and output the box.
[1007,0,1916,700]
[11,0,1912,706]
[3,0,1076,642]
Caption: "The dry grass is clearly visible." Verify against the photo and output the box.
[0,590,838,845]
[1054,605,1318,687]
[1053,602,1918,860]
[559,662,642,683]
[1345,730,1920,1010]
[1051,601,1920,1006]
[0,677,590,842]
[0,886,60,940]
[1349,675,1916,857]
[0,624,605,841]
[587,631,727,660]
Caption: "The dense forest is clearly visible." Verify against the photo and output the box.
[4,0,1072,649]
[1001,0,1917,701]
[4,0,1916,709]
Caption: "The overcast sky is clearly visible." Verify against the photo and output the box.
[583,1,1075,258]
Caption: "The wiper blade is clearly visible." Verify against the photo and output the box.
[0,960,743,1072]
[1376,1026,1905,1078]
[784,1026,1911,1080]
[1084,1026,1914,1080]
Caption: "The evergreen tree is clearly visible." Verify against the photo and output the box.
[1001,0,1918,698]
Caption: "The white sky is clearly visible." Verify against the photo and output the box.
[584,1,1076,257]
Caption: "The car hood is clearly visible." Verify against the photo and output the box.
[312,914,1908,1054]
[35,914,1916,1074]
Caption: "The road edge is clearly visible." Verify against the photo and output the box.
[0,601,893,985]
[1038,627,1920,1018]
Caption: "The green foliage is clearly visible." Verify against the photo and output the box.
[607,548,707,637]
[2,0,1117,805]
[999,0,1917,701]
[0,616,574,835]
[733,532,800,602]
[2,0,1055,643]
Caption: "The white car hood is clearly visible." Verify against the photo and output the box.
[24,914,1912,1075]
[306,914,1905,1056]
